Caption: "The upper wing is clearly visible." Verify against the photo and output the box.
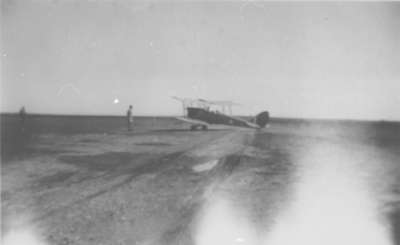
[197,98,239,106]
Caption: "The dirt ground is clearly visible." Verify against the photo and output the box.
[2,123,400,245]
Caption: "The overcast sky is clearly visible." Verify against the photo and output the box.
[1,1,399,120]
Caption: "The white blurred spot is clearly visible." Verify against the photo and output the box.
[193,160,218,172]
[90,41,98,47]
[195,197,258,245]
[2,227,47,245]
[113,98,119,104]
[236,237,245,243]
[263,144,392,245]
[194,143,392,245]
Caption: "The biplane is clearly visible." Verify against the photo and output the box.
[172,97,270,130]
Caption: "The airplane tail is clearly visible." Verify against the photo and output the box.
[255,111,270,128]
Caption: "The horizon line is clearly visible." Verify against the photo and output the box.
[1,112,399,124]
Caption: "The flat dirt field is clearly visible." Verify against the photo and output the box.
[2,116,400,245]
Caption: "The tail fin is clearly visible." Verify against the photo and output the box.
[255,111,270,128]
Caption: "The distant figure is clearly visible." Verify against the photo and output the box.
[126,105,133,131]
[19,106,27,130]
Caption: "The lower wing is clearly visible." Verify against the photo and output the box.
[175,117,210,126]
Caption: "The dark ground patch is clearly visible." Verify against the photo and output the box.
[1,145,74,164]
[80,138,100,143]
[77,150,181,180]
[390,207,400,245]
[37,171,76,188]
[135,142,172,146]
[34,151,189,222]
[1,129,35,162]
[57,151,187,183]
[28,147,77,156]
[58,152,140,171]
[1,190,12,202]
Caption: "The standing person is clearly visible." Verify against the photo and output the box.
[127,105,133,131]
[19,106,27,130]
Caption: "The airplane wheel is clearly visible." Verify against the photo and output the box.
[190,125,197,131]
[201,125,208,131]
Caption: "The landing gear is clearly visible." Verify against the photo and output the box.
[201,125,208,131]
